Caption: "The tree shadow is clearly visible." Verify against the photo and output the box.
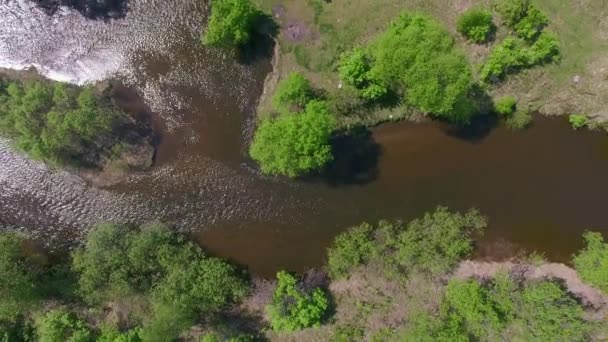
[308,126,382,186]
[32,0,129,19]
[236,12,280,65]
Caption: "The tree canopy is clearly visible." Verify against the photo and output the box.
[202,0,259,48]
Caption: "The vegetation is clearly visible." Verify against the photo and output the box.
[36,309,93,342]
[327,207,487,279]
[202,0,259,48]
[272,72,315,111]
[573,231,608,293]
[494,95,517,117]
[266,271,329,332]
[496,0,548,41]
[506,110,533,130]
[0,77,133,168]
[456,8,495,43]
[569,114,589,130]
[250,100,336,177]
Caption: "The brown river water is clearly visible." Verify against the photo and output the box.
[1,0,607,277]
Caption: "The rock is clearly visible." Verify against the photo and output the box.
[573,75,581,83]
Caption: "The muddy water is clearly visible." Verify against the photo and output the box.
[1,1,608,277]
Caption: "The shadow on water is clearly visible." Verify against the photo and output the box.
[444,113,500,144]
[306,127,382,186]
[32,0,129,19]
[236,13,279,65]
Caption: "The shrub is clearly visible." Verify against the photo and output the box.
[480,38,528,82]
[506,110,532,130]
[250,100,336,177]
[494,96,517,117]
[139,303,195,342]
[272,72,314,111]
[338,48,388,101]
[202,0,259,48]
[368,13,473,118]
[495,0,529,27]
[266,271,329,331]
[569,114,588,130]
[35,309,93,342]
[457,8,495,43]
[0,232,40,320]
[526,32,560,64]
[97,325,142,342]
[514,6,548,40]
[573,231,608,293]
[327,223,377,279]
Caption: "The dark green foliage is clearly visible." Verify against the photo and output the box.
[272,72,314,111]
[266,271,329,331]
[0,232,40,320]
[72,223,249,341]
[456,8,495,43]
[250,100,336,177]
[0,78,126,167]
[369,14,473,118]
[202,0,259,48]
[35,309,93,342]
[573,231,608,293]
[0,316,35,342]
[494,96,517,116]
[327,223,377,279]
[97,325,142,342]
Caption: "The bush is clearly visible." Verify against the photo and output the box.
[266,271,329,331]
[506,110,532,130]
[494,96,517,117]
[97,325,142,342]
[250,100,336,177]
[202,0,259,48]
[573,231,608,293]
[569,114,588,130]
[495,0,529,27]
[35,309,93,342]
[526,32,560,64]
[0,78,127,167]
[457,8,495,43]
[338,48,388,101]
[272,72,314,111]
[0,232,40,320]
[327,223,377,279]
[480,38,528,82]
[514,6,548,40]
[368,13,473,118]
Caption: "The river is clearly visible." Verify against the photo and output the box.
[1,0,607,277]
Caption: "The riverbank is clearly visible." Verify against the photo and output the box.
[253,0,608,127]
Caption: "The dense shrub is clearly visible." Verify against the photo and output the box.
[97,325,142,342]
[496,0,548,40]
[573,231,608,293]
[456,8,495,43]
[0,78,127,167]
[202,0,259,48]
[250,100,336,177]
[569,114,588,130]
[338,48,388,101]
[266,271,329,331]
[35,309,93,342]
[272,72,314,111]
[495,0,529,27]
[526,32,560,64]
[327,223,378,278]
[494,96,517,117]
[0,232,40,320]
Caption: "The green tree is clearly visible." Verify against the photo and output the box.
[327,223,378,279]
[266,271,329,331]
[456,8,495,43]
[35,309,93,342]
[202,0,259,48]
[573,231,608,293]
[272,72,314,111]
[0,232,40,320]
[338,48,388,101]
[250,100,336,177]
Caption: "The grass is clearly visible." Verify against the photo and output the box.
[253,0,608,127]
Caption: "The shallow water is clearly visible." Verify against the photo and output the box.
[0,0,607,277]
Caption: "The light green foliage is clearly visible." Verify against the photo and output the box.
[506,110,532,130]
[367,13,472,118]
[516,281,589,341]
[272,72,314,110]
[35,309,92,342]
[327,223,377,279]
[72,223,248,341]
[0,78,122,167]
[266,271,329,331]
[496,0,548,40]
[495,0,528,27]
[394,207,486,275]
[338,48,388,101]
[250,100,336,177]
[202,0,259,48]
[456,8,495,43]
[494,96,517,117]
[97,326,142,342]
[569,114,588,130]
[0,232,40,320]
[573,231,608,293]
[332,325,364,342]
[526,32,560,64]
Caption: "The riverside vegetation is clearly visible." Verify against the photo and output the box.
[1,207,608,341]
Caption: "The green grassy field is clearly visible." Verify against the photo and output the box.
[254,0,608,127]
